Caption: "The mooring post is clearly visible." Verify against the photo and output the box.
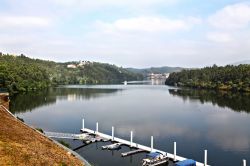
[130,131,133,147]
[204,150,207,166]
[96,122,98,133]
[243,159,246,166]
[174,142,177,161]
[151,136,154,151]
[112,126,114,141]
[82,118,84,130]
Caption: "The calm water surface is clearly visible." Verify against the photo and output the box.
[10,84,250,166]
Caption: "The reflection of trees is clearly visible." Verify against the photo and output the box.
[10,89,56,114]
[53,88,120,100]
[10,88,120,114]
[169,89,250,113]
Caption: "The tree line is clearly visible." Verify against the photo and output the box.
[165,64,250,92]
[0,53,143,93]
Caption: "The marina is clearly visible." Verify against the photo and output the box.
[44,117,249,166]
[80,120,209,166]
[45,119,211,166]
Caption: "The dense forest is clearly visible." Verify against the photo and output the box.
[0,53,143,93]
[165,65,250,92]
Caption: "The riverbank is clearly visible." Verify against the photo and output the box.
[0,101,84,165]
[165,64,250,92]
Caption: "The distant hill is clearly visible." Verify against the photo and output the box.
[126,66,184,76]
[231,60,250,66]
[0,53,143,93]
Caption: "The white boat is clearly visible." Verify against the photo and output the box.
[102,143,122,150]
[142,152,169,166]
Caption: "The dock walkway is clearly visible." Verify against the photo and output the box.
[44,118,248,166]
[121,149,146,157]
[44,131,90,140]
[80,119,210,166]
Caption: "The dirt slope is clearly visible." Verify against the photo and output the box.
[0,104,84,166]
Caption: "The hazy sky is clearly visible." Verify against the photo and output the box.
[0,0,250,68]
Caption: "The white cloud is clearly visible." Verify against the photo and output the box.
[0,15,51,28]
[206,32,233,42]
[95,16,201,33]
[208,3,250,29]
[52,0,178,9]
[1,0,250,67]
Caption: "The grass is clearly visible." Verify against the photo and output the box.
[35,128,44,133]
[58,140,71,148]
[59,162,68,166]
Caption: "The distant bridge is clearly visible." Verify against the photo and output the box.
[122,80,152,84]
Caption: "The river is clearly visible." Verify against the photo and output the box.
[10,84,250,166]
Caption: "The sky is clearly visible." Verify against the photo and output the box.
[0,0,250,68]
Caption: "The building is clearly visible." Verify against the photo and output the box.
[67,64,77,69]
[148,73,170,79]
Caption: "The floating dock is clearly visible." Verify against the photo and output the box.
[44,131,91,140]
[44,119,248,166]
[80,120,210,166]
[121,149,146,157]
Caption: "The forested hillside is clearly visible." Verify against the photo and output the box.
[165,65,250,92]
[0,53,142,93]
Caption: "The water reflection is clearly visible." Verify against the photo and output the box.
[10,87,120,113]
[169,89,250,113]
[10,85,250,166]
[10,89,56,113]
[204,110,250,152]
[115,122,201,141]
[207,127,249,152]
[168,89,250,152]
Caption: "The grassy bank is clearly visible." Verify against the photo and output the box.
[0,104,84,166]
